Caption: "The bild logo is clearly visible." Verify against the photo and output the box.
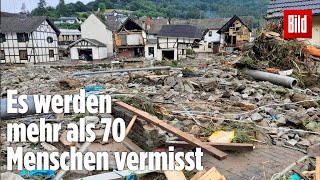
[284,10,312,39]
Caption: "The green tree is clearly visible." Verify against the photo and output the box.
[99,3,106,12]
[56,0,69,16]
[31,0,47,16]
[75,1,88,12]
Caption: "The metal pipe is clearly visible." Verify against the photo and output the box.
[72,66,172,76]
[0,95,36,120]
[246,70,297,88]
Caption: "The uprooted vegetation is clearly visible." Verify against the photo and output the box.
[238,20,320,89]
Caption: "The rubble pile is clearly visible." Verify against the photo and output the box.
[0,54,319,179]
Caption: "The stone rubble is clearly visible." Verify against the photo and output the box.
[0,56,319,178]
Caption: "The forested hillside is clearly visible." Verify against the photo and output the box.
[31,0,269,27]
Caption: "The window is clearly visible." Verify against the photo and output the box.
[47,37,53,43]
[17,33,29,42]
[19,50,28,60]
[208,42,212,48]
[49,50,54,57]
[209,31,212,37]
[0,50,5,60]
[0,33,6,43]
[148,47,154,56]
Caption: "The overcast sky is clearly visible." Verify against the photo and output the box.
[1,0,93,13]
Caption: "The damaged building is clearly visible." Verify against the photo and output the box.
[171,16,253,55]
[139,18,169,59]
[157,24,207,60]
[217,15,252,52]
[114,17,147,58]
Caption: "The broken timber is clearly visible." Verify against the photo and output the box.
[125,115,138,136]
[115,101,227,160]
[166,141,254,152]
[198,166,226,180]
[72,66,172,76]
[164,169,187,180]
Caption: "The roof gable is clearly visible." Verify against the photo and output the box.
[82,14,113,32]
[267,0,320,19]
[170,16,253,30]
[217,15,252,34]
[0,13,60,34]
[116,16,143,32]
[69,38,106,47]
[158,24,207,39]
[137,18,169,34]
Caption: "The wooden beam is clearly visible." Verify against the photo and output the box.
[115,101,227,160]
[165,141,254,152]
[316,157,320,180]
[190,170,207,180]
[125,115,138,136]
[198,166,226,180]
[164,170,187,180]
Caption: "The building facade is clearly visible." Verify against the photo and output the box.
[0,12,60,63]
[157,25,207,60]
[114,17,147,58]
[217,15,252,51]
[266,0,320,46]
[80,14,114,57]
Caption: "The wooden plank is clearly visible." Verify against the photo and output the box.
[125,115,138,136]
[190,170,207,180]
[115,101,227,160]
[316,157,320,180]
[198,167,226,180]
[165,141,254,152]
[164,170,187,180]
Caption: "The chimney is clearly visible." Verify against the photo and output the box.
[19,12,27,20]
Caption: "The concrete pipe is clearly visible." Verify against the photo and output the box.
[246,70,297,88]
[0,95,36,120]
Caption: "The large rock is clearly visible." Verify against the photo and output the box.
[307,143,320,157]
[258,119,270,127]
[291,93,307,102]
[251,113,263,122]
[183,81,194,93]
[164,76,177,87]
[174,82,184,92]
[234,84,246,93]
[285,139,298,146]
[307,134,320,145]
[276,116,287,126]
[296,139,311,149]
[199,78,218,92]
[84,116,100,124]
[291,93,319,108]
[1,172,24,180]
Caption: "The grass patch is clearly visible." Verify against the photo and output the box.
[199,121,257,143]
[72,113,87,121]
[118,96,165,119]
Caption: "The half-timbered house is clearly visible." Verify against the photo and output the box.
[0,12,60,63]
[157,25,207,60]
